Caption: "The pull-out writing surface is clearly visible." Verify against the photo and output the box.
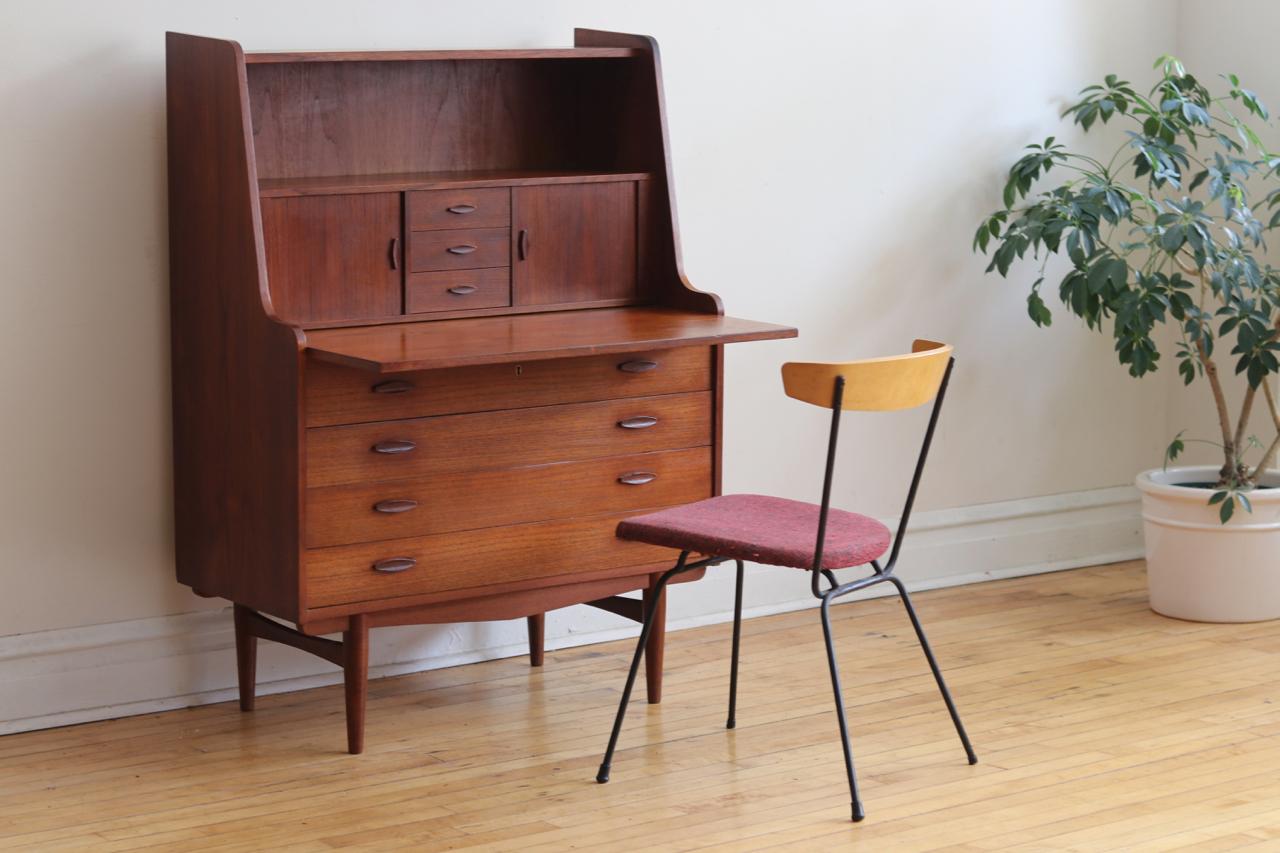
[303,307,797,373]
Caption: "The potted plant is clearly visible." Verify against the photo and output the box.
[975,55,1280,621]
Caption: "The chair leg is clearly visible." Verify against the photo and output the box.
[727,559,744,729]
[888,576,977,765]
[597,566,682,784]
[820,594,865,822]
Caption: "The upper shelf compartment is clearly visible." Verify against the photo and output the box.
[258,170,652,198]
[246,54,648,182]
[245,47,643,63]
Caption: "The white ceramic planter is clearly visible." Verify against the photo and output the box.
[1136,466,1280,622]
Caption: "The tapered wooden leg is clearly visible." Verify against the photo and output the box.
[527,613,545,667]
[343,614,369,755]
[643,576,667,704]
[232,604,257,712]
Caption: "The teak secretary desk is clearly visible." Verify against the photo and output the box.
[167,29,796,753]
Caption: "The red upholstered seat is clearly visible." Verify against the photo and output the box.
[616,494,891,570]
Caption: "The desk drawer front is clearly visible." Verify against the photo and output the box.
[306,513,678,607]
[407,268,511,314]
[306,391,711,487]
[305,346,712,427]
[408,188,511,231]
[409,228,509,272]
[306,447,711,548]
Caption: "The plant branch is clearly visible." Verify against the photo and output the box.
[1234,386,1257,456]
[1254,381,1280,477]
[1194,337,1237,469]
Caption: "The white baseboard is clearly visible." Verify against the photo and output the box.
[0,486,1143,736]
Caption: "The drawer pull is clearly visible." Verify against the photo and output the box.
[518,228,530,260]
[618,472,657,485]
[374,499,418,514]
[372,439,417,455]
[617,415,659,429]
[618,360,658,374]
[372,557,416,574]
[446,244,477,255]
[372,380,414,395]
[389,236,400,270]
[446,204,477,214]
[447,285,478,295]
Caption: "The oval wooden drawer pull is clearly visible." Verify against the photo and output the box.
[372,557,416,574]
[618,360,658,373]
[446,204,476,214]
[373,498,418,514]
[371,439,417,455]
[446,244,477,255]
[618,472,657,485]
[372,380,414,394]
[617,415,659,429]
[447,285,478,295]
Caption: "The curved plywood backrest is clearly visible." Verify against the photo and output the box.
[781,340,953,411]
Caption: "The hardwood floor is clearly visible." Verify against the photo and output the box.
[2,560,1279,851]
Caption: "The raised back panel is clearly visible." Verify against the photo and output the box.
[247,59,643,178]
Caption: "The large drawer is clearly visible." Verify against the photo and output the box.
[306,391,712,487]
[305,512,680,608]
[305,346,712,427]
[305,447,712,548]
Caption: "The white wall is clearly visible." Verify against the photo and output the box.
[1,0,1182,732]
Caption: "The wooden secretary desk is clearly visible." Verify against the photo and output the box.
[166,28,796,754]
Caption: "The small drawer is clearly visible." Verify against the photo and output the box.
[408,188,510,231]
[406,268,511,314]
[409,228,509,272]
[305,346,712,427]
[305,512,678,607]
[305,447,712,547]
[306,391,712,487]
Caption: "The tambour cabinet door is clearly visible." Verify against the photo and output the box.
[261,193,402,324]
[512,181,638,306]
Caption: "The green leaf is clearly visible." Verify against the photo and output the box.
[973,221,990,253]
[1027,289,1052,327]
[1220,494,1236,523]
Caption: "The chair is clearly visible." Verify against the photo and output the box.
[594,340,977,822]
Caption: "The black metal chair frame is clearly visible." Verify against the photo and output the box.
[595,357,977,822]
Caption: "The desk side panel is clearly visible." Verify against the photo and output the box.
[167,33,302,619]
[574,29,721,315]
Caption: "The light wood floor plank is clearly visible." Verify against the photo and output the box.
[2,560,1278,850]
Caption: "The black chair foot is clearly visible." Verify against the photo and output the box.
[852,801,865,822]
[968,755,978,766]
[596,765,611,784]
[726,717,735,729]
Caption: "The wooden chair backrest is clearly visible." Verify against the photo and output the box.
[781,340,953,411]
